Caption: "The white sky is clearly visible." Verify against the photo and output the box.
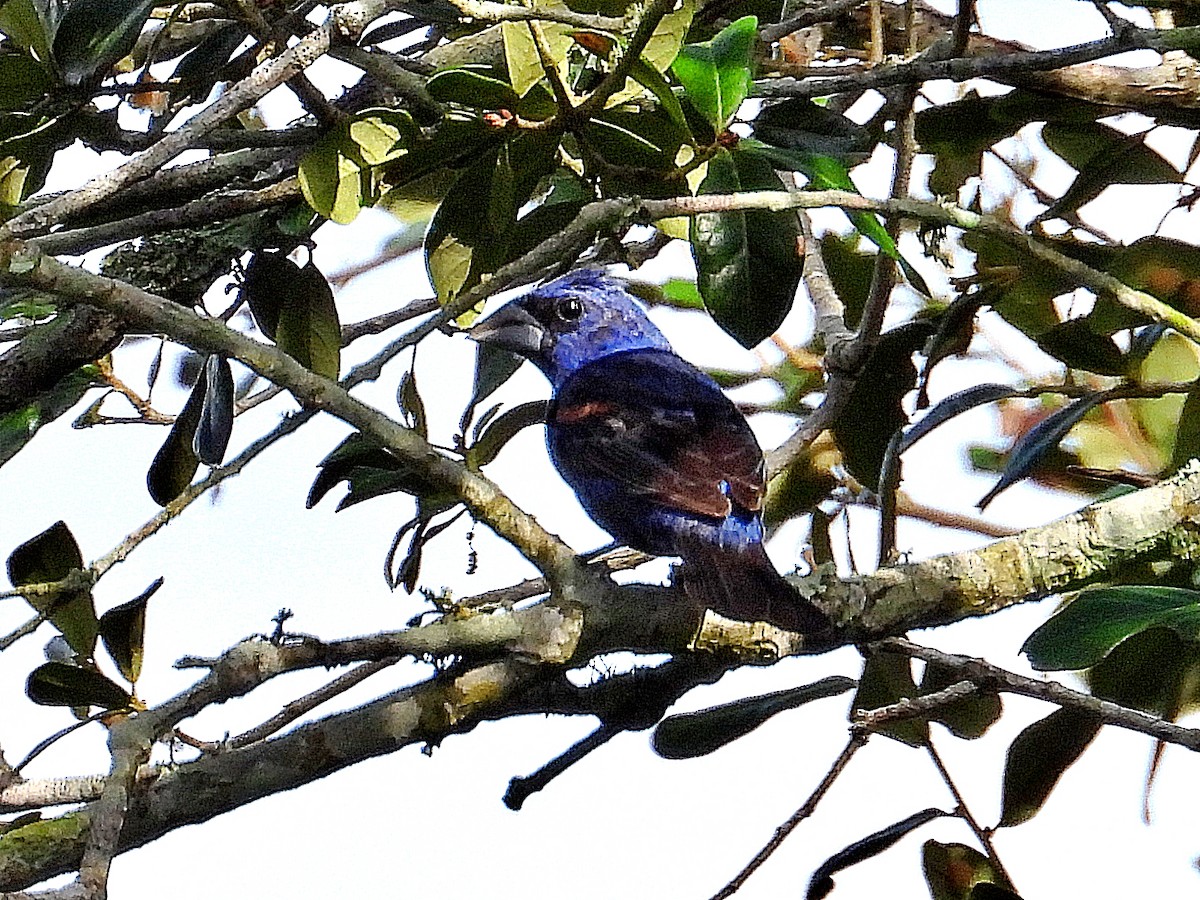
[3,1,1200,897]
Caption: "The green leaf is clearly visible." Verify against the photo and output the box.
[298,127,366,224]
[920,662,1002,740]
[466,400,547,469]
[26,661,131,710]
[427,66,520,110]
[241,251,293,341]
[977,393,1106,510]
[1022,586,1200,671]
[397,370,427,439]
[349,109,417,166]
[671,15,756,131]
[460,340,526,433]
[193,354,233,466]
[7,520,98,658]
[1087,626,1200,718]
[998,706,1101,827]
[1170,380,1200,472]
[0,364,99,468]
[690,148,756,345]
[808,808,952,900]
[852,648,927,747]
[833,321,935,488]
[98,577,161,684]
[52,0,157,86]
[501,5,573,97]
[922,841,1016,900]
[275,262,341,380]
[0,48,51,109]
[146,371,206,506]
[308,433,446,511]
[642,0,694,72]
[425,147,515,309]
[1041,122,1182,219]
[754,97,873,163]
[651,676,855,759]
[0,0,57,70]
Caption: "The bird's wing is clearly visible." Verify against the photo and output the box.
[549,349,764,519]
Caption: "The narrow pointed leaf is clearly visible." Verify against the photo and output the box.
[26,661,130,710]
[651,676,855,759]
[1022,585,1200,671]
[147,371,206,506]
[398,370,427,440]
[807,808,952,900]
[98,577,161,683]
[999,706,1101,826]
[901,384,1020,453]
[461,340,526,433]
[193,354,233,466]
[8,520,97,658]
[978,393,1107,509]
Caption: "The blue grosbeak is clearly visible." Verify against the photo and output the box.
[469,269,830,635]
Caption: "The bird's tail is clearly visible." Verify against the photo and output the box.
[677,539,832,637]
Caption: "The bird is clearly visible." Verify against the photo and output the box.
[468,268,831,637]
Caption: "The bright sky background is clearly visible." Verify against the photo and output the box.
[3,1,1200,897]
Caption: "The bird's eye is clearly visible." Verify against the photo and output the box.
[555,297,584,322]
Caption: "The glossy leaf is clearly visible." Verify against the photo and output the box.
[193,354,233,466]
[501,4,572,97]
[275,262,341,380]
[921,662,1002,740]
[0,0,58,70]
[923,841,1016,900]
[146,370,206,506]
[98,577,161,683]
[52,0,157,86]
[690,148,755,345]
[7,520,97,658]
[901,384,1020,454]
[651,676,855,759]
[977,393,1107,510]
[852,649,927,747]
[671,15,756,131]
[998,706,1101,826]
[0,364,99,468]
[26,661,131,710]
[834,321,935,488]
[807,808,951,900]
[466,400,547,469]
[1022,586,1200,671]
[427,66,520,110]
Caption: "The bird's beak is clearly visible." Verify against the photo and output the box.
[467,304,547,358]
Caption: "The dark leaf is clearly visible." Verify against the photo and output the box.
[466,400,547,469]
[922,841,1016,900]
[671,15,756,130]
[977,393,1107,510]
[460,340,526,434]
[241,251,296,341]
[426,65,520,111]
[901,384,1020,454]
[7,520,97,658]
[275,262,341,380]
[651,676,855,759]
[386,505,463,592]
[98,576,161,683]
[26,661,130,709]
[0,0,59,68]
[807,808,952,900]
[834,321,936,488]
[916,292,987,408]
[920,662,1002,740]
[754,97,873,162]
[1041,122,1182,220]
[193,354,233,466]
[1171,380,1200,472]
[169,20,248,104]
[690,148,761,346]
[0,48,51,109]
[1087,626,1200,719]
[1035,319,1127,376]
[999,706,1101,826]
[307,433,445,510]
[147,370,206,506]
[852,648,927,747]
[52,0,157,86]
[0,364,99,468]
[818,232,874,329]
[1022,585,1200,671]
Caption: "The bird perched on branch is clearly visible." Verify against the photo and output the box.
[468,269,831,637]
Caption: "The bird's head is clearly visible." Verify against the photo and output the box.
[468,269,672,387]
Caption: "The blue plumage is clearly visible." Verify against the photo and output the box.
[469,269,830,635]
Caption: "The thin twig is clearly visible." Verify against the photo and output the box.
[708,733,868,900]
